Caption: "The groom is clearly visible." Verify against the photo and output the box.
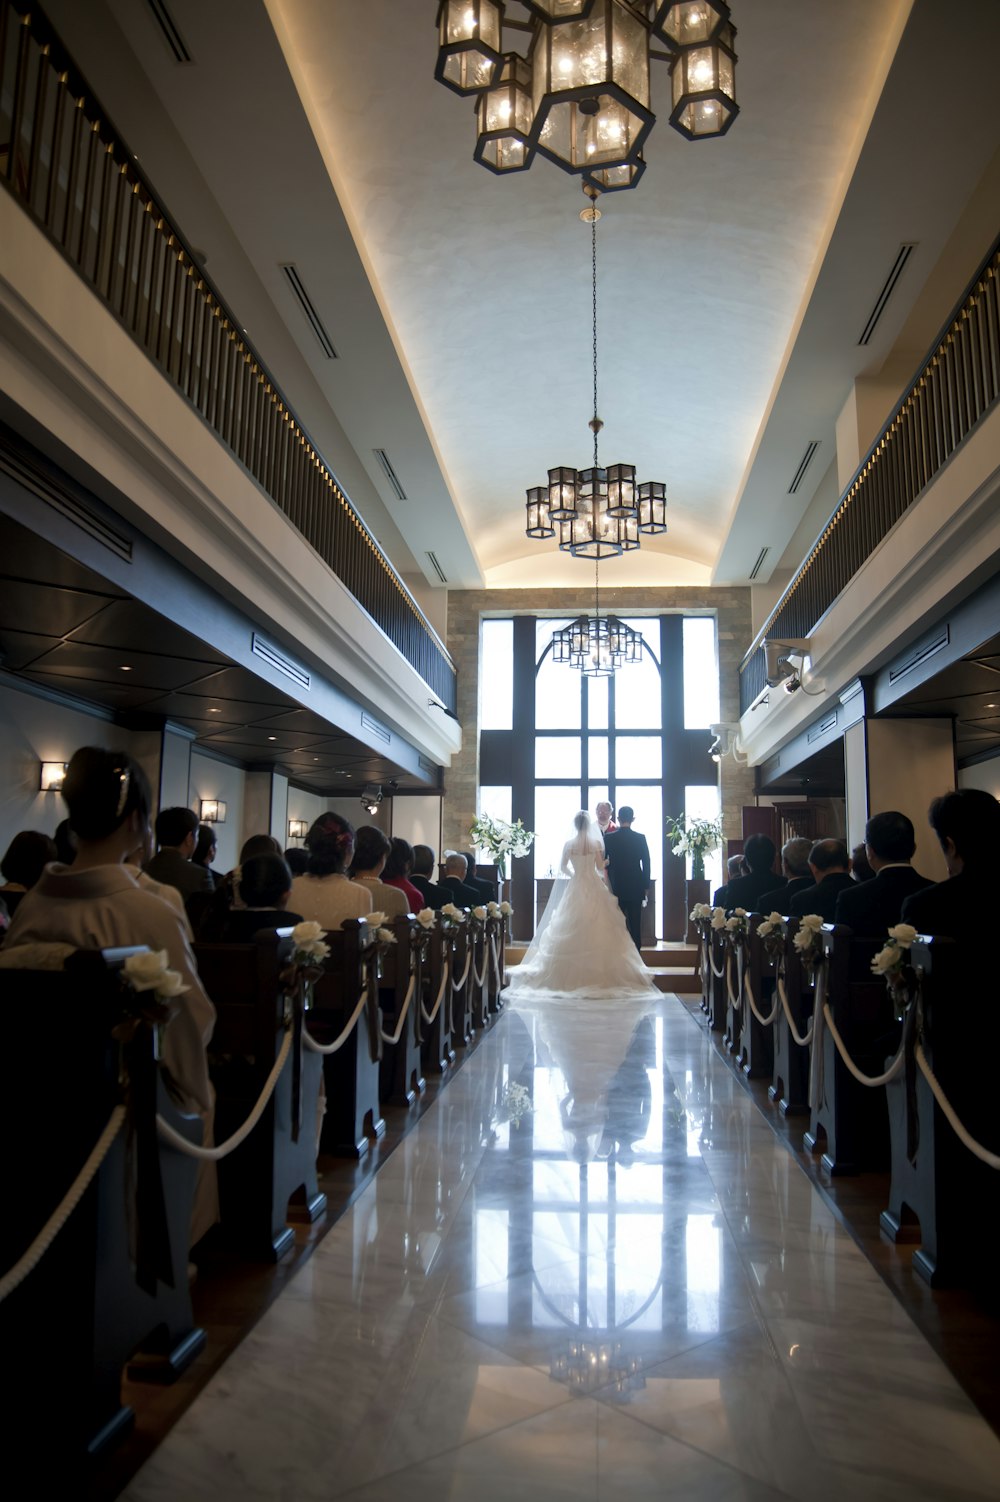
[604,806,650,951]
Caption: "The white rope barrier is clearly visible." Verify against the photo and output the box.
[421,966,449,1026]
[746,972,779,1028]
[915,1044,1000,1170]
[726,950,741,1010]
[0,1105,126,1303]
[778,972,814,1046]
[302,983,372,1056]
[820,1002,908,1089]
[380,972,416,1045]
[472,941,488,990]
[452,947,472,993]
[709,940,726,980]
[489,936,502,987]
[157,1029,293,1160]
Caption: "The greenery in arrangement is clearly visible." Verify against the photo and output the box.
[470,813,535,880]
[666,812,724,881]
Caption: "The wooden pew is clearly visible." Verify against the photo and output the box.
[487,911,508,1015]
[706,928,727,1032]
[804,926,893,1175]
[194,930,326,1260]
[0,949,204,1464]
[722,931,742,1058]
[377,914,426,1109]
[422,922,457,1075]
[467,915,490,1033]
[738,915,774,1081]
[310,921,385,1158]
[881,937,997,1286]
[769,918,810,1118]
[450,919,474,1051]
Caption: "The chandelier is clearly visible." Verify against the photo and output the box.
[551,557,644,677]
[524,184,667,558]
[434,1,739,189]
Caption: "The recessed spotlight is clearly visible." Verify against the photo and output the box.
[268,735,277,741]
[209,707,220,713]
[985,702,998,709]
[120,664,132,671]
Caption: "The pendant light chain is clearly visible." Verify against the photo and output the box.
[591,209,599,469]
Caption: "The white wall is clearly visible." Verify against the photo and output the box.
[958,753,1000,799]
[0,680,122,856]
[285,786,331,852]
[188,752,246,873]
[392,795,443,853]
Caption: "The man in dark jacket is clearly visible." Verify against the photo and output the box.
[144,806,212,902]
[604,806,650,950]
[713,833,779,912]
[902,789,1000,941]
[788,839,853,921]
[410,844,449,910]
[438,851,482,909]
[834,810,933,936]
[756,835,812,915]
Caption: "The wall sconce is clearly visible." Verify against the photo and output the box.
[40,761,68,792]
[288,818,307,840]
[199,799,227,823]
[360,784,383,816]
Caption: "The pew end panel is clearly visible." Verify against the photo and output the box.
[310,920,386,1158]
[377,915,426,1109]
[422,925,458,1075]
[196,931,327,1260]
[739,916,774,1082]
[770,919,810,1118]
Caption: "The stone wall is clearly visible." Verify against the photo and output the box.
[444,585,754,853]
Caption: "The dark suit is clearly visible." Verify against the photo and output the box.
[834,865,934,938]
[144,847,212,902]
[901,867,998,943]
[438,874,480,909]
[457,857,496,903]
[756,876,810,915]
[788,871,854,922]
[411,872,449,911]
[714,869,782,913]
[604,826,650,950]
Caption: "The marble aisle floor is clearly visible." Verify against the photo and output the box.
[122,995,1000,1501]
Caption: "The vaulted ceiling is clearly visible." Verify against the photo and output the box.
[39,0,1000,601]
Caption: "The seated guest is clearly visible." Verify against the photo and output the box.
[1,748,215,1116]
[145,806,213,901]
[410,844,448,910]
[214,855,303,942]
[834,811,933,936]
[53,817,77,865]
[757,836,813,915]
[284,846,310,876]
[192,823,224,887]
[350,825,408,917]
[713,833,780,912]
[290,813,371,928]
[902,789,1000,941]
[788,839,854,921]
[382,837,425,913]
[850,842,876,884]
[125,827,193,939]
[726,853,746,881]
[0,830,57,919]
[240,834,283,861]
[439,851,482,909]
[458,851,495,903]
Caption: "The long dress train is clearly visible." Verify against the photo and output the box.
[510,830,658,1000]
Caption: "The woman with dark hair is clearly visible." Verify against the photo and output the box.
[350,825,407,917]
[1,747,215,1117]
[284,846,310,876]
[193,823,224,886]
[214,855,303,942]
[0,830,58,919]
[290,813,371,928]
[382,837,424,913]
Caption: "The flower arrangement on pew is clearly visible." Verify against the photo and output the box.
[689,901,713,936]
[119,950,190,1051]
[416,907,437,930]
[724,907,749,947]
[791,913,824,978]
[469,813,535,881]
[439,901,468,930]
[755,912,788,965]
[278,921,332,1013]
[363,911,396,946]
[871,922,920,1020]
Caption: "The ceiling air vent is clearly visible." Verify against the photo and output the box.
[859,243,917,346]
[0,441,133,562]
[373,448,406,501]
[748,547,769,581]
[280,265,337,359]
[788,441,820,495]
[144,0,192,62]
[426,551,448,584]
[361,711,391,744]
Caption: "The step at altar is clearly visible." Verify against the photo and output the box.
[504,941,700,995]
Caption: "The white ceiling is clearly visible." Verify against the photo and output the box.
[43,0,1000,597]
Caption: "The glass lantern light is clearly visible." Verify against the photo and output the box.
[475,52,536,173]
[522,0,596,18]
[638,479,668,533]
[525,485,555,538]
[435,0,505,96]
[547,465,579,521]
[652,0,731,50]
[583,154,646,193]
[668,21,739,140]
[531,0,654,175]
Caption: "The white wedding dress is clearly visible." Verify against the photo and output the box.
[511,829,659,1000]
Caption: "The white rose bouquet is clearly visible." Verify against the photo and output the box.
[756,912,788,962]
[290,920,330,966]
[416,908,437,930]
[725,907,749,943]
[871,923,920,1019]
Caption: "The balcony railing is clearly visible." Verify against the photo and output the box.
[740,232,1000,712]
[0,0,456,712]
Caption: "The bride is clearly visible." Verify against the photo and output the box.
[511,810,659,1000]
